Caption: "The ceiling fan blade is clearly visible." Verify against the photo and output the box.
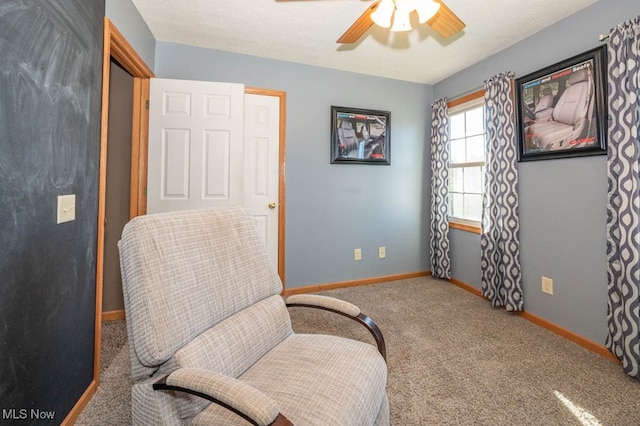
[336,1,379,44]
[427,0,465,39]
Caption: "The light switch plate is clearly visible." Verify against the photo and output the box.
[57,194,76,224]
[541,276,553,295]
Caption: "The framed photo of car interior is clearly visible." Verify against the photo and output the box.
[331,106,390,165]
[514,45,607,161]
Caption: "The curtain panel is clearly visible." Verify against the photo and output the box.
[430,98,451,279]
[481,72,523,311]
[606,16,640,380]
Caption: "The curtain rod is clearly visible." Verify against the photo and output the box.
[445,71,514,106]
[599,32,610,42]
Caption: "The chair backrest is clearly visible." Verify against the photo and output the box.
[534,88,554,113]
[118,207,283,379]
[551,69,591,125]
[338,120,358,151]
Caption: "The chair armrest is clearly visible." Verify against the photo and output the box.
[285,294,386,361]
[153,368,292,426]
[286,294,360,316]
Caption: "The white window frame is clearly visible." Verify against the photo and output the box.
[448,95,486,233]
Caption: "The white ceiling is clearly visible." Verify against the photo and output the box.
[131,0,599,85]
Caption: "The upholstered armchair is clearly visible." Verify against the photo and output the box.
[118,207,389,425]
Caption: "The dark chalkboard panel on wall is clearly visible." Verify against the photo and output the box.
[0,0,104,423]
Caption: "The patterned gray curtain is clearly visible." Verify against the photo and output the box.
[481,72,523,311]
[430,98,451,279]
[606,16,640,380]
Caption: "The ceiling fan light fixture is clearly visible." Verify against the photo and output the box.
[370,0,395,28]
[416,0,441,24]
[337,0,464,44]
[390,7,412,32]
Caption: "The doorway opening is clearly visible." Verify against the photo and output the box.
[95,18,153,387]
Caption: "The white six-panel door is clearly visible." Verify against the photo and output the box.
[147,78,280,266]
[243,93,280,267]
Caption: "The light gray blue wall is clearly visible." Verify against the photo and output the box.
[449,229,481,287]
[105,0,155,71]
[154,43,433,288]
[434,0,638,344]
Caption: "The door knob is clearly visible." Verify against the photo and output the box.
[268,202,277,209]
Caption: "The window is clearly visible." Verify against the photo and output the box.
[448,94,486,230]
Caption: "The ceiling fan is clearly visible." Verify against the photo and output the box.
[276,0,465,44]
[336,0,466,44]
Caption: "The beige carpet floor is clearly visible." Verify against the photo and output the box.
[77,276,640,425]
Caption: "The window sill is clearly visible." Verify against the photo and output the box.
[449,220,481,234]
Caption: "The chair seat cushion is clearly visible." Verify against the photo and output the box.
[527,119,578,149]
[193,334,387,426]
[166,295,293,419]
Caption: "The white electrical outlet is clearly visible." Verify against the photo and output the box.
[541,276,553,295]
[354,248,362,261]
[378,246,386,259]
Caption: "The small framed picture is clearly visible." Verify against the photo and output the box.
[514,46,608,161]
[330,106,390,165]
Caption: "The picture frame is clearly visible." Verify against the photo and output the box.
[514,45,607,162]
[330,106,390,165]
